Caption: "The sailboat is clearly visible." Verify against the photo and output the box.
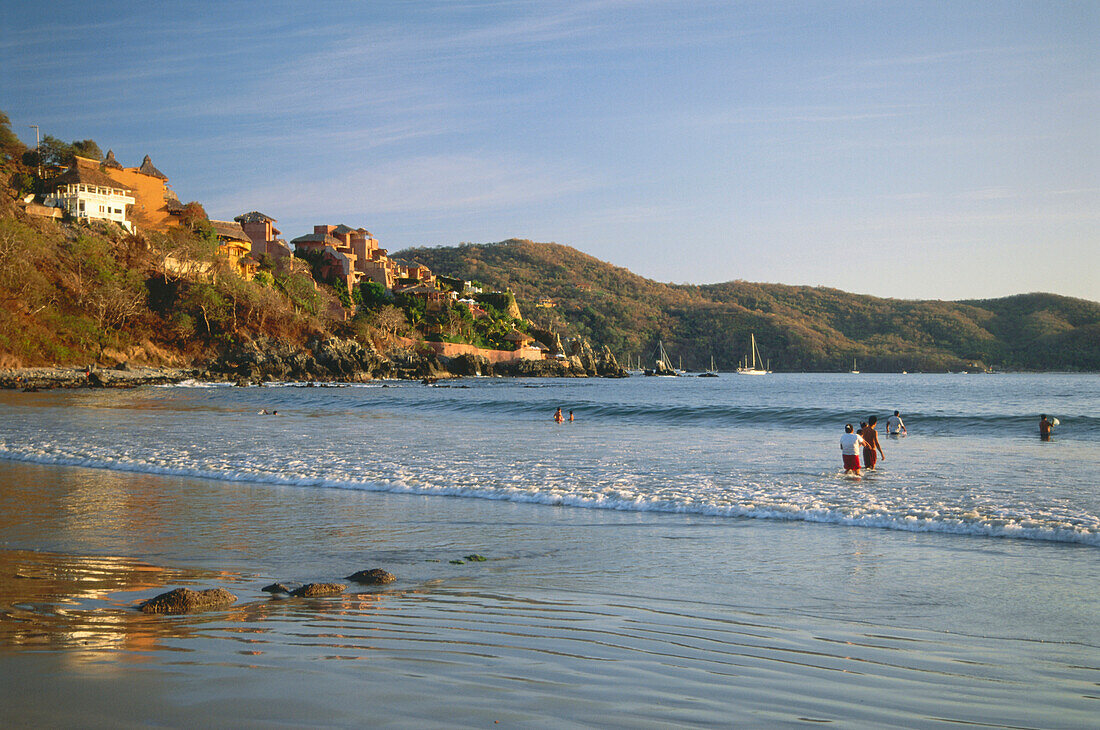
[699,355,719,377]
[644,340,679,376]
[849,359,860,374]
[736,334,770,375]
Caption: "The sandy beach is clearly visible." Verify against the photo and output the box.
[2,452,1096,728]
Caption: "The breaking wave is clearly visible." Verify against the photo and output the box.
[1,440,1096,547]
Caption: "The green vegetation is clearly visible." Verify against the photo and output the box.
[21,135,103,170]
[0,210,341,366]
[0,111,25,159]
[396,239,1100,372]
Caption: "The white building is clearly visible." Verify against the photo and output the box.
[44,158,136,232]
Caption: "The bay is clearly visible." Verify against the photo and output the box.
[0,374,1097,727]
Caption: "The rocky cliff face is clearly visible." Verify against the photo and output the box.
[205,336,386,382]
[203,335,626,382]
[597,345,628,378]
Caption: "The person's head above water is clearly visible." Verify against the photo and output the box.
[845,424,854,433]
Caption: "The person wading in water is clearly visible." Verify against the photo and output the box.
[859,416,885,470]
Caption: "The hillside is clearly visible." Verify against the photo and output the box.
[395,240,1100,372]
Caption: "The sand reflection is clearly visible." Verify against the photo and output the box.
[0,548,413,668]
[0,550,242,662]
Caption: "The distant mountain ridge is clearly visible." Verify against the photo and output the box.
[395,239,1100,371]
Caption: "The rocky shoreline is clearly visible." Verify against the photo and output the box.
[1,335,628,390]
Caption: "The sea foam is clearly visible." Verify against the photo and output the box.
[2,440,1096,547]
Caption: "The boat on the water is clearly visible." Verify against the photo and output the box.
[699,355,719,377]
[849,359,860,374]
[736,334,770,375]
[644,340,679,376]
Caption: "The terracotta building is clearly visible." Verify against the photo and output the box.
[291,223,418,291]
[235,211,292,260]
[100,151,182,232]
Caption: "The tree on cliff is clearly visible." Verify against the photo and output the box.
[27,135,104,169]
[177,201,208,228]
[0,110,26,158]
[368,305,408,342]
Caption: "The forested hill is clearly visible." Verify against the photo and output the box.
[396,239,1100,372]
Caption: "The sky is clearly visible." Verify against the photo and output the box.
[2,1,1097,301]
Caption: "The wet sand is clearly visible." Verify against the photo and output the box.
[2,459,1097,727]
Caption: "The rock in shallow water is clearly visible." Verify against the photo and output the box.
[261,582,293,594]
[139,587,237,614]
[346,569,396,584]
[290,582,346,597]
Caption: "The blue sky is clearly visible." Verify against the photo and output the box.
[3,1,1097,300]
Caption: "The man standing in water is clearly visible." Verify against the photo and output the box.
[859,416,885,470]
[1039,414,1053,441]
[886,410,907,435]
[841,424,868,476]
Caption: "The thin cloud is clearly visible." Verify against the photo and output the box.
[212,153,597,222]
[959,188,1016,201]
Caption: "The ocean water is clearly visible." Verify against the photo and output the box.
[2,373,1098,545]
[1,373,1098,727]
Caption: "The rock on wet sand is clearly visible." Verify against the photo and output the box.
[290,582,346,597]
[346,569,396,584]
[139,587,237,614]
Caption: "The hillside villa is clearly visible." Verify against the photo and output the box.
[290,224,438,294]
[235,211,292,260]
[208,220,258,280]
[37,152,183,235]
[43,157,135,232]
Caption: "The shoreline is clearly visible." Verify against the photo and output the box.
[0,365,199,390]
[3,363,1092,391]
[0,333,628,390]
[1,457,1096,728]
[0,364,604,390]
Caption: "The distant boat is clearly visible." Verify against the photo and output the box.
[699,355,719,377]
[736,334,770,375]
[849,359,860,374]
[644,340,679,376]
